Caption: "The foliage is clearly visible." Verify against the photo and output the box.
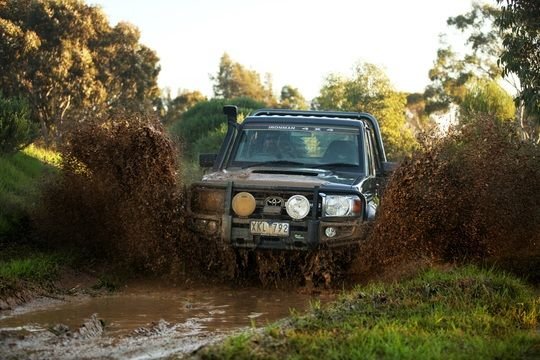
[192,123,227,158]
[314,62,417,159]
[168,97,265,159]
[35,112,184,273]
[199,267,539,359]
[0,0,160,144]
[497,0,540,129]
[0,94,37,154]
[211,53,275,104]
[160,89,206,125]
[424,3,503,115]
[278,85,308,110]
[460,78,516,123]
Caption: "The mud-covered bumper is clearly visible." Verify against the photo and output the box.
[189,214,369,250]
[187,182,371,250]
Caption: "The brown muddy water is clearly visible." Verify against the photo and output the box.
[0,284,333,359]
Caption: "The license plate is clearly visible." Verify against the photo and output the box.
[250,221,289,237]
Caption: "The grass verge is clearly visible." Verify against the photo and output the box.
[196,266,539,360]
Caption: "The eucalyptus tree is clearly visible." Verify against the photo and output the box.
[315,62,417,159]
[0,0,160,144]
[211,53,275,105]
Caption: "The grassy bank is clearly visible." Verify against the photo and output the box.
[197,266,539,360]
[0,145,58,235]
[0,145,63,300]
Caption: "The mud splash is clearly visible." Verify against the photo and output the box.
[351,117,540,281]
[35,112,185,273]
[0,284,333,359]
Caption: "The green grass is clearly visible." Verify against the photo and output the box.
[0,144,58,235]
[198,266,539,360]
[0,248,74,298]
[0,253,61,282]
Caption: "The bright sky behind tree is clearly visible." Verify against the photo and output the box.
[90,0,478,100]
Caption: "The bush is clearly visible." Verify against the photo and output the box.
[168,97,265,159]
[0,95,37,154]
[354,116,540,280]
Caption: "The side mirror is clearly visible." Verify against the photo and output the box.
[199,153,217,168]
[382,161,398,176]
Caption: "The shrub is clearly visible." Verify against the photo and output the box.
[0,94,37,154]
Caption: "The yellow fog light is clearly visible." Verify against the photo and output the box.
[232,192,256,217]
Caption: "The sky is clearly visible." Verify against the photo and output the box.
[89,0,479,100]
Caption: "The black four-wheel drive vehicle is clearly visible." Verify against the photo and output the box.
[188,106,395,251]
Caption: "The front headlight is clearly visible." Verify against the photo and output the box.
[286,195,310,220]
[323,195,362,217]
[190,186,225,214]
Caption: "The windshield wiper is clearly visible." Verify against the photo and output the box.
[308,162,358,169]
[242,160,305,169]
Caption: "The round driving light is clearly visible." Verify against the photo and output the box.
[324,196,351,216]
[285,195,310,220]
[207,220,218,233]
[232,192,256,216]
[325,227,337,238]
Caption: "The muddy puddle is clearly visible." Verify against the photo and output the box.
[0,283,333,359]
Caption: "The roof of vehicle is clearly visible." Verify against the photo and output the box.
[244,109,377,129]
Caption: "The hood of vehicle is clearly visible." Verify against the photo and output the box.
[201,167,361,189]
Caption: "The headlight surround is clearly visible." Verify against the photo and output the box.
[190,186,225,214]
[285,195,310,220]
[323,195,362,217]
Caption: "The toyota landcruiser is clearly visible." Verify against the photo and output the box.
[187,106,395,250]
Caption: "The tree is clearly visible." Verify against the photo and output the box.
[424,3,504,115]
[160,89,206,125]
[279,85,308,110]
[0,0,160,144]
[211,53,275,104]
[497,0,540,136]
[459,79,516,123]
[315,63,417,159]
[92,22,161,113]
[0,93,37,154]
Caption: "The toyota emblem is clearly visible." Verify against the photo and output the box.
[265,196,283,207]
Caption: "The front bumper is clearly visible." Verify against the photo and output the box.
[187,182,370,250]
[190,214,369,250]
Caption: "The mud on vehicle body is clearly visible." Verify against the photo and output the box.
[188,106,396,251]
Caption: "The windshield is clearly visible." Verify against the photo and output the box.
[229,124,363,170]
